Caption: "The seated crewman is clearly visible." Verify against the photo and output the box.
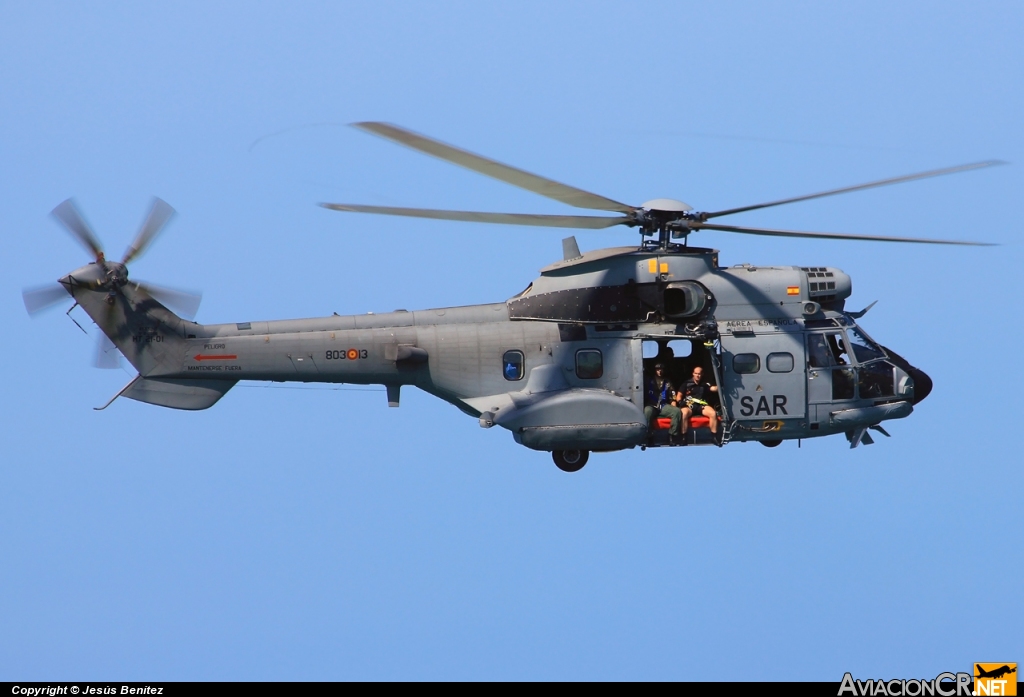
[644,362,683,444]
[680,366,719,437]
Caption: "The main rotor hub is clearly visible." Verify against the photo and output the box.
[635,200,709,248]
[640,198,692,213]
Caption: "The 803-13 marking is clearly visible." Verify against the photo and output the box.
[326,349,368,360]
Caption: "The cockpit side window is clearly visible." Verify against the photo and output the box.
[847,326,886,363]
[807,334,836,368]
[826,332,850,365]
[858,361,895,398]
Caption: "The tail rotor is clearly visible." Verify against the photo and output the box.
[23,282,73,316]
[51,198,106,262]
[93,331,122,369]
[121,197,176,265]
[22,197,202,368]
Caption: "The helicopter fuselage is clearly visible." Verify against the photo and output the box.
[64,243,928,463]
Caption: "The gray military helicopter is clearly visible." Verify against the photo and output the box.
[24,123,1000,471]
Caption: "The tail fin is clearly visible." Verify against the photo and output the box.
[73,278,236,411]
[38,199,225,409]
[71,279,186,376]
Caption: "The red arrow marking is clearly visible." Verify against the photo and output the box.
[193,354,237,361]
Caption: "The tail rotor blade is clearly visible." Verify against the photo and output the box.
[122,197,176,265]
[93,331,122,369]
[134,280,202,319]
[51,198,105,261]
[22,283,71,316]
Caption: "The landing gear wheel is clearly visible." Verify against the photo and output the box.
[761,439,782,448]
[552,449,589,472]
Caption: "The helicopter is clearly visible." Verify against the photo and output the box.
[23,123,1002,472]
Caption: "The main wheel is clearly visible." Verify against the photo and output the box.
[760,439,782,448]
[552,449,589,472]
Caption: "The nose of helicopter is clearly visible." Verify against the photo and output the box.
[883,346,932,405]
[906,365,932,404]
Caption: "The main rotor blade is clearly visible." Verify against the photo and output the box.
[22,283,71,316]
[93,331,122,369]
[122,197,176,265]
[320,202,632,229]
[133,280,202,319]
[51,198,105,260]
[694,222,994,246]
[353,122,635,213]
[705,160,1007,219]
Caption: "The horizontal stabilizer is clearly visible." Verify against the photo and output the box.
[121,376,236,411]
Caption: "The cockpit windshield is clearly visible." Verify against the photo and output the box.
[846,325,886,363]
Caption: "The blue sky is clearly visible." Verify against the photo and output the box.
[1,1,1020,681]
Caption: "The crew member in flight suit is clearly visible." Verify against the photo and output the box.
[644,362,683,444]
[681,366,719,438]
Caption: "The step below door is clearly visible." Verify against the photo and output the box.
[288,353,320,377]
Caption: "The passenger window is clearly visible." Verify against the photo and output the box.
[732,353,760,374]
[575,349,603,379]
[767,352,794,373]
[666,339,692,357]
[502,350,524,381]
[643,339,692,359]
